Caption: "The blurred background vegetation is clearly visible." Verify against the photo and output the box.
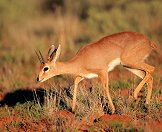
[0,0,162,90]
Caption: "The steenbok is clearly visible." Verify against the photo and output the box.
[36,32,157,114]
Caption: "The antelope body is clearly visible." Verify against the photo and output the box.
[36,32,157,114]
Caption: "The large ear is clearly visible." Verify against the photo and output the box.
[47,45,57,61]
[52,44,61,63]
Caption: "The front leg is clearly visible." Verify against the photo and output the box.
[72,76,84,112]
[100,72,115,114]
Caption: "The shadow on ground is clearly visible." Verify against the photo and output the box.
[0,87,71,109]
[0,88,45,107]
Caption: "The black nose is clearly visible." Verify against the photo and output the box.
[36,77,39,82]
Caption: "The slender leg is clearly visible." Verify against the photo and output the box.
[121,47,155,104]
[146,76,153,104]
[100,72,115,114]
[123,62,154,104]
[133,63,154,100]
[134,71,150,99]
[72,76,84,112]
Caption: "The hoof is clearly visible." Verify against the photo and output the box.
[142,104,149,113]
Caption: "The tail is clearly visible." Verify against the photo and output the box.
[150,41,158,49]
[150,40,162,59]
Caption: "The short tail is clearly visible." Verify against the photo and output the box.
[150,41,162,59]
[150,41,158,50]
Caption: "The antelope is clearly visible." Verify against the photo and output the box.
[36,32,157,114]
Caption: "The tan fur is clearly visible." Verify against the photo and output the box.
[37,32,157,114]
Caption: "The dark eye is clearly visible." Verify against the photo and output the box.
[43,67,49,72]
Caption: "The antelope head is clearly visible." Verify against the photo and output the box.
[36,45,61,82]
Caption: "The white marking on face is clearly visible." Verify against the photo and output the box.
[42,66,49,72]
[84,73,98,79]
[107,58,120,72]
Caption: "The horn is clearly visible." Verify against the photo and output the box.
[35,50,45,64]
[39,50,45,64]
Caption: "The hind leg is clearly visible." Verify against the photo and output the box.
[145,76,153,104]
[123,61,154,104]
[125,67,147,99]
[121,42,154,104]
[132,63,154,102]
[134,70,151,100]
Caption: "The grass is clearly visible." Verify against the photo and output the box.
[0,73,161,131]
[0,0,162,131]
[110,79,132,90]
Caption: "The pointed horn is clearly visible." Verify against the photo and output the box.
[35,50,45,64]
[39,50,45,64]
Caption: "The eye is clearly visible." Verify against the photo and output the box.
[43,67,49,72]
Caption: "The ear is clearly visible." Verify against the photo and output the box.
[47,45,56,61]
[52,44,61,63]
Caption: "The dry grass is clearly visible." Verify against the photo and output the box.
[0,0,162,131]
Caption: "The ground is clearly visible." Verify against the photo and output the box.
[0,66,161,131]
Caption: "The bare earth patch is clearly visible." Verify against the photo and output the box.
[0,109,161,131]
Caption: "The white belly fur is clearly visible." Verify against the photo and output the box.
[84,73,98,79]
[107,58,121,72]
[81,58,120,79]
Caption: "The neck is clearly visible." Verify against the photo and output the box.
[55,60,78,75]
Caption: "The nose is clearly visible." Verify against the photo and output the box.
[36,77,39,82]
